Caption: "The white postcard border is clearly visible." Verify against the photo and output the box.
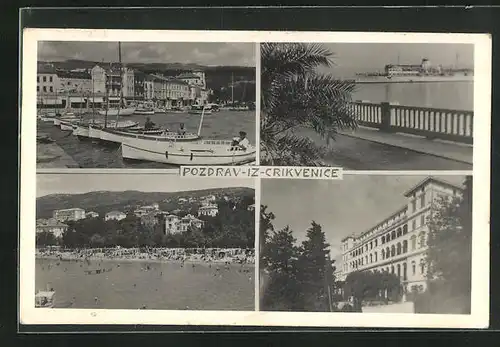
[21,29,491,328]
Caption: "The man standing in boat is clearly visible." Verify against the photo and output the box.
[178,123,186,135]
[232,131,250,150]
[144,117,156,130]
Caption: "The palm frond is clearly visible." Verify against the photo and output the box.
[260,133,327,166]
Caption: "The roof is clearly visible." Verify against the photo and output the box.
[403,176,464,198]
[176,72,201,79]
[56,71,91,80]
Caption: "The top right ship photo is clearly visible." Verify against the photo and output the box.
[260,42,474,170]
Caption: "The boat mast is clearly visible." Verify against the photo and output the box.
[91,71,95,123]
[115,41,123,128]
[231,72,234,106]
[197,105,205,137]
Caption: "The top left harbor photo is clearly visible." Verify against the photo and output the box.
[35,41,256,169]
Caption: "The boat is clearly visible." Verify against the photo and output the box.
[98,126,200,145]
[120,106,255,165]
[134,107,155,115]
[188,104,212,115]
[165,106,186,114]
[75,120,139,140]
[35,290,55,308]
[154,107,165,113]
[122,139,256,165]
[98,107,136,116]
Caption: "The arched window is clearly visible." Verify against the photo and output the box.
[397,264,401,278]
[403,240,408,253]
[391,245,396,257]
[391,265,395,274]
[397,242,402,255]
[386,233,391,242]
[375,252,378,262]
[397,228,402,237]
[411,235,416,251]
[381,249,385,259]
[374,239,378,247]
[381,236,385,244]
[365,255,368,264]
[391,230,396,239]
[403,224,408,234]
[386,247,390,258]
[419,232,426,248]
[370,241,373,250]
[403,263,407,281]
[412,261,416,275]
[420,261,425,274]
[370,254,373,263]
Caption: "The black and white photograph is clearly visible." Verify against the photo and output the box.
[34,174,255,311]
[260,175,472,314]
[36,41,256,168]
[260,42,473,169]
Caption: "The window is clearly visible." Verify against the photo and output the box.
[370,241,373,250]
[49,86,53,92]
[403,240,408,253]
[391,230,396,239]
[43,76,46,82]
[397,264,401,278]
[370,254,373,263]
[386,247,390,258]
[374,239,378,247]
[397,228,402,237]
[412,261,416,275]
[381,249,385,259]
[391,265,395,274]
[412,219,417,230]
[419,232,426,248]
[43,86,46,92]
[391,245,396,257]
[37,86,39,92]
[420,262,425,274]
[365,255,368,264]
[375,252,378,262]
[403,263,407,281]
[412,199,416,212]
[49,76,53,82]
[37,76,39,82]
[403,224,408,234]
[411,236,416,250]
[397,242,402,255]
[420,214,425,226]
[420,193,425,208]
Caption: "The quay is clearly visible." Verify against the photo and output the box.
[37,138,80,168]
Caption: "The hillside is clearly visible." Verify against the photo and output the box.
[37,187,254,219]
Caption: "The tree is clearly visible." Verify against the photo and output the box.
[261,226,302,311]
[260,43,358,166]
[343,270,401,306]
[296,221,335,311]
[36,231,58,247]
[425,176,472,312]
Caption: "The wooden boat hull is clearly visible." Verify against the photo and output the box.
[121,139,256,166]
[98,107,136,116]
[99,128,200,145]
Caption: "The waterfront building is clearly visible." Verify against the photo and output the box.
[134,70,146,100]
[37,65,59,94]
[36,218,68,238]
[56,70,92,94]
[52,208,86,222]
[177,71,206,89]
[165,78,190,108]
[165,214,180,235]
[86,211,99,218]
[337,177,464,295]
[198,203,219,217]
[144,75,155,100]
[105,211,127,221]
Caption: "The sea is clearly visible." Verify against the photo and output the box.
[38,110,256,168]
[36,258,255,310]
[352,81,473,111]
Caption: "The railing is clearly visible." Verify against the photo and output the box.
[351,101,474,144]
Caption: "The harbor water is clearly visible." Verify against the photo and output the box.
[36,258,255,310]
[38,110,256,168]
[353,81,473,111]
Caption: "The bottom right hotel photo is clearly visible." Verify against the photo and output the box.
[259,175,472,314]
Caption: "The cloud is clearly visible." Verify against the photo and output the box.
[37,41,255,66]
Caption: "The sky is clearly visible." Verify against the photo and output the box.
[261,175,466,260]
[37,174,255,197]
[38,41,256,66]
[315,43,474,76]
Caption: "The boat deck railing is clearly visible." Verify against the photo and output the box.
[350,101,474,144]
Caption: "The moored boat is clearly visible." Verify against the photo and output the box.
[134,107,155,115]
[98,107,136,117]
[188,105,212,115]
[75,120,139,140]
[98,127,200,145]
[121,139,256,165]
[165,106,186,114]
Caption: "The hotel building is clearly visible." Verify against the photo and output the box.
[52,208,86,222]
[337,177,464,294]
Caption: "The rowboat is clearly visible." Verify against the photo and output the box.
[121,139,256,165]
[134,107,155,115]
[98,107,136,117]
[35,290,55,308]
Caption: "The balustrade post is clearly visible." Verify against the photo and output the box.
[379,102,392,132]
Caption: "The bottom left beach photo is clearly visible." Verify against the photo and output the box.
[32,173,256,311]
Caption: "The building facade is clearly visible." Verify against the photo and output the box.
[37,65,59,94]
[105,211,127,221]
[52,208,86,222]
[337,177,463,295]
[36,218,68,238]
[56,71,92,94]
[198,203,219,217]
[165,214,180,235]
